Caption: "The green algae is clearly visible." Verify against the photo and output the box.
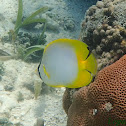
[10,0,49,42]
[24,45,45,60]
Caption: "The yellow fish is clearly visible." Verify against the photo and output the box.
[38,38,97,88]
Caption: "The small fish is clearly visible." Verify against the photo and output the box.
[38,38,97,88]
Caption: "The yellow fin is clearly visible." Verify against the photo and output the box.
[81,61,86,70]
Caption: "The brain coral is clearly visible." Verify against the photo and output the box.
[79,0,126,70]
[63,55,126,126]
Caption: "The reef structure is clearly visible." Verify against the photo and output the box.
[79,0,126,70]
[63,55,126,126]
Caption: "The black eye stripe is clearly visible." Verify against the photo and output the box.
[85,46,91,60]
[38,61,43,80]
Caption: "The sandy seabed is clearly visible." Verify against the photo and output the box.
[0,0,97,125]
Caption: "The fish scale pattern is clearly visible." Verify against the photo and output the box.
[64,55,126,126]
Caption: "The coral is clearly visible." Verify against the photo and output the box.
[64,19,75,31]
[63,88,78,114]
[63,55,126,126]
[79,0,126,70]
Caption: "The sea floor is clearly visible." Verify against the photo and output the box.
[0,0,97,125]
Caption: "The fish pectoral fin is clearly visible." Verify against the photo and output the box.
[43,65,50,78]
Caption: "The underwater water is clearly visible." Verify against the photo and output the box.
[1,0,126,126]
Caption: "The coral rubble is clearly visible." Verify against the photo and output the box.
[63,55,126,126]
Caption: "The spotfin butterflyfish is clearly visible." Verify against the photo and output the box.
[38,38,97,88]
